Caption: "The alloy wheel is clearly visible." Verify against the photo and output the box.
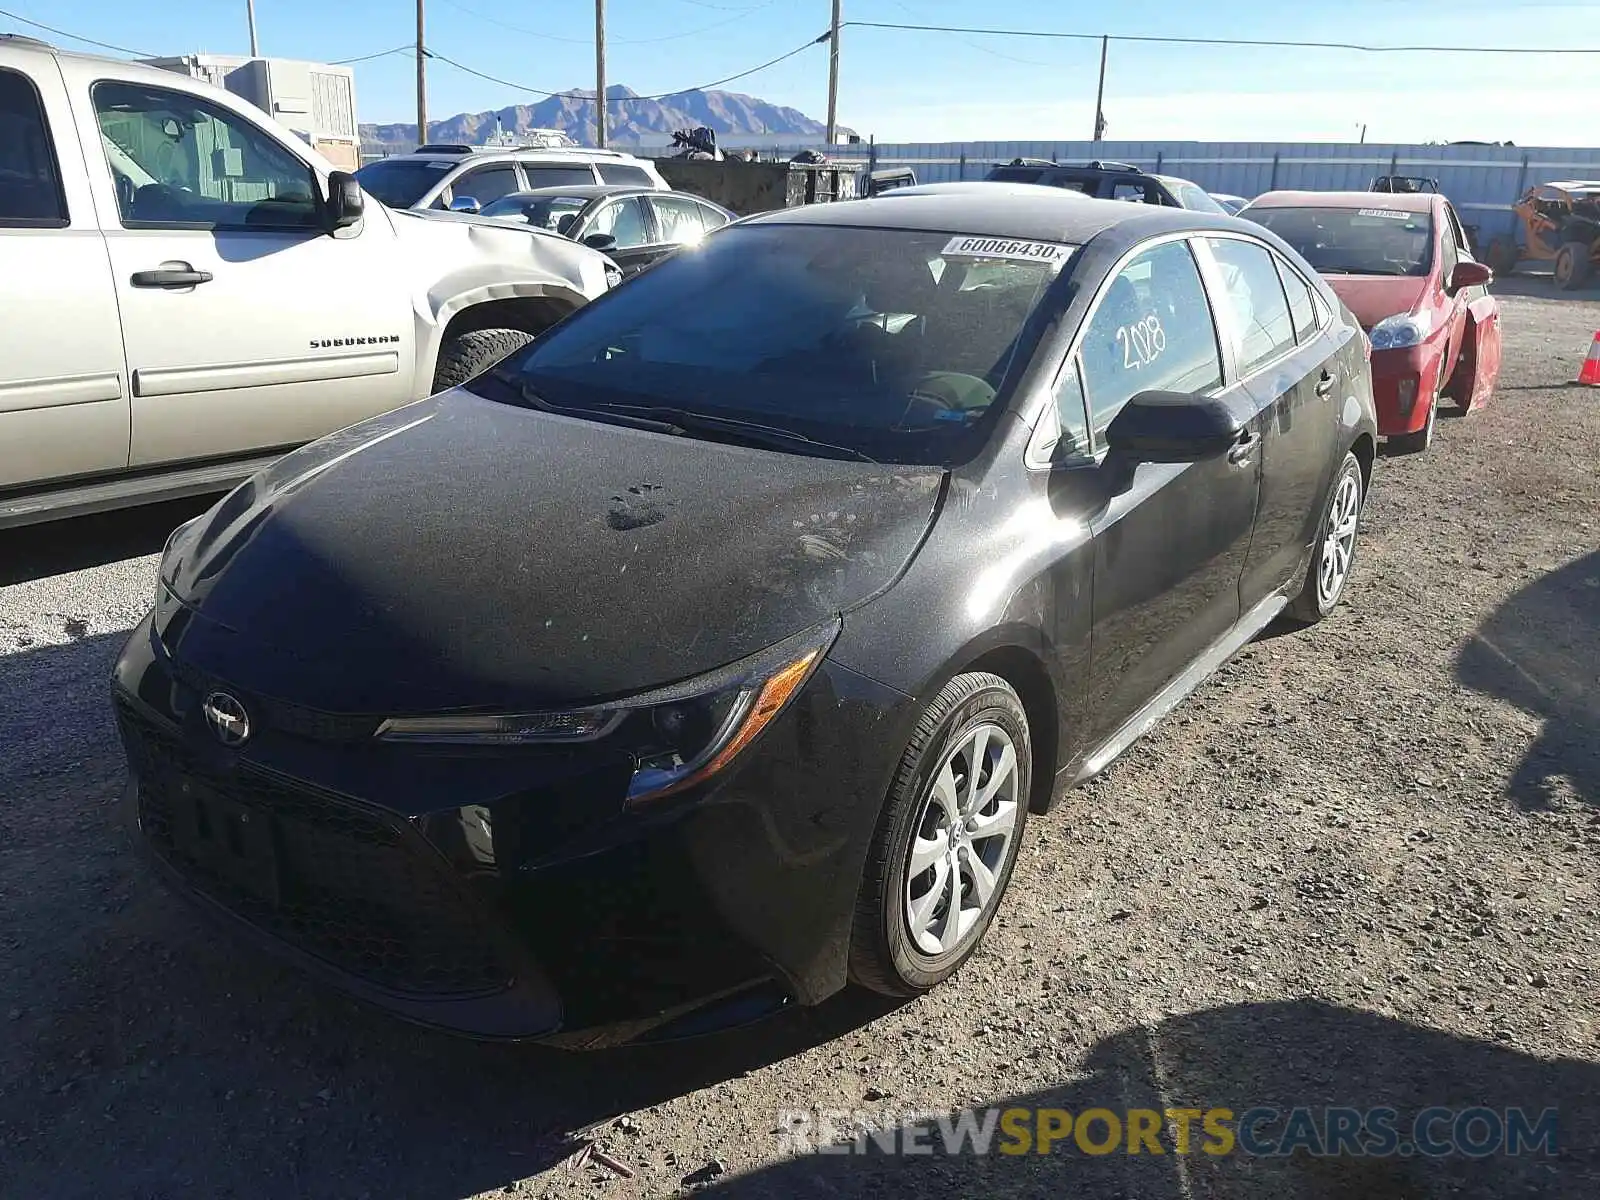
[903,723,1023,957]
[1317,470,1362,608]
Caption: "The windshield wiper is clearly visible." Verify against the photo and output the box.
[588,403,881,464]
[488,376,687,436]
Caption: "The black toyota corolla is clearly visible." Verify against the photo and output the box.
[114,186,1377,1046]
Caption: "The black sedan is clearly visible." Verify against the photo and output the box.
[476,184,734,275]
[113,185,1377,1046]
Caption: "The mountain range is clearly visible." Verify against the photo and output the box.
[359,85,846,152]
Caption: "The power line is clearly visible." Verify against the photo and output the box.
[425,31,825,104]
[332,44,415,65]
[0,5,156,57]
[438,0,778,48]
[842,19,1600,55]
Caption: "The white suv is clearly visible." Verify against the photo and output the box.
[355,146,669,214]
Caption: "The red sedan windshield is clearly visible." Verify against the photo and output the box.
[1249,206,1435,278]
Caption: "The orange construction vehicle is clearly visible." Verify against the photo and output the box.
[1485,180,1600,290]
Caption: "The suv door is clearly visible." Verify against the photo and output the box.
[80,75,415,468]
[0,62,129,493]
[1200,235,1338,607]
[1073,236,1261,746]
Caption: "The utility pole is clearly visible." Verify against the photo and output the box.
[824,0,841,145]
[246,0,259,55]
[1091,35,1108,142]
[595,0,607,148]
[415,0,428,148]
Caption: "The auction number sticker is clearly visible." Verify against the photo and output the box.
[1356,208,1410,220]
[943,235,1074,265]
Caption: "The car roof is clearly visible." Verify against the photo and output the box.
[397,148,645,166]
[1248,190,1437,214]
[741,188,1238,243]
[1544,180,1600,192]
[497,185,727,208]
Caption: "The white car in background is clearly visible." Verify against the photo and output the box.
[355,145,670,215]
[1212,193,1250,215]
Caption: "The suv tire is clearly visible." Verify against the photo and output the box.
[432,328,536,393]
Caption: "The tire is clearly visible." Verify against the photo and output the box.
[1554,241,1593,291]
[431,328,536,393]
[1485,236,1519,277]
[849,672,1032,998]
[1285,451,1364,625]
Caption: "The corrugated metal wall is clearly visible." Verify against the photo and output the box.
[751,140,1600,240]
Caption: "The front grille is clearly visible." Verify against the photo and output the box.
[117,699,513,998]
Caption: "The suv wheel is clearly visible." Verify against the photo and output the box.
[432,328,536,393]
[850,673,1031,997]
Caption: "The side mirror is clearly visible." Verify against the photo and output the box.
[449,195,481,214]
[1449,260,1493,291]
[325,170,364,229]
[1104,390,1245,462]
[582,232,619,252]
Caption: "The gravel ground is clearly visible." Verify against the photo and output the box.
[2,282,1598,1199]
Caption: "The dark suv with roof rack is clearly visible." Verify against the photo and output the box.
[985,158,1227,214]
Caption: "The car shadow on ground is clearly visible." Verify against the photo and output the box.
[1455,549,1600,808]
[704,999,1599,1199]
[0,631,907,1200]
[0,497,215,587]
[1489,274,1600,303]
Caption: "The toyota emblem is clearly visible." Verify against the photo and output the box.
[202,691,251,747]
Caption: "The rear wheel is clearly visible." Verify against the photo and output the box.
[1286,451,1363,625]
[849,673,1031,997]
[1485,236,1519,277]
[1554,241,1594,291]
[431,328,537,393]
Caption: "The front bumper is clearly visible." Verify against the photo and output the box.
[112,611,910,1045]
[1370,343,1445,436]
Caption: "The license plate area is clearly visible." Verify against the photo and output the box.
[169,778,281,907]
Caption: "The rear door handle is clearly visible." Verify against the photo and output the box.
[1227,430,1259,464]
[1315,370,1336,397]
[131,267,214,289]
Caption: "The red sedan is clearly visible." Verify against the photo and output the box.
[1243,190,1502,452]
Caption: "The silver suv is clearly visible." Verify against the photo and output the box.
[355,146,669,214]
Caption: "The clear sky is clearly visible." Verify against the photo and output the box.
[6,0,1600,144]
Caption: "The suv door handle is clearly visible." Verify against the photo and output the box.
[131,266,214,289]
[1227,430,1259,465]
[1315,370,1336,397]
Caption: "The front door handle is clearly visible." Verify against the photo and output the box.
[1227,430,1259,465]
[131,266,214,289]
[1315,370,1336,397]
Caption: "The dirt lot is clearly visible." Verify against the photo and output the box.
[2,283,1598,1199]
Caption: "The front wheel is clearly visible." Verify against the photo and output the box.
[849,673,1031,998]
[1286,451,1364,625]
[1388,383,1438,455]
[431,328,536,394]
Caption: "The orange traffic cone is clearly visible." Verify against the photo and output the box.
[1581,333,1600,387]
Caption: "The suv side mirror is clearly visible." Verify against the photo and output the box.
[449,195,481,214]
[582,233,618,252]
[1105,390,1245,461]
[1449,260,1493,291]
[325,171,364,229]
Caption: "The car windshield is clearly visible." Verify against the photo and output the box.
[354,158,455,207]
[1248,205,1435,277]
[481,224,1074,465]
[480,192,590,233]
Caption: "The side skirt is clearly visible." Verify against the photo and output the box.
[1068,590,1290,787]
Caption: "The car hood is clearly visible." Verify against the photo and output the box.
[1323,275,1431,330]
[161,394,945,715]
[384,206,615,303]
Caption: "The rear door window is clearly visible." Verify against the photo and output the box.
[522,163,600,188]
[1078,239,1225,441]
[598,162,655,186]
[650,195,710,245]
[0,68,67,226]
[1204,237,1297,375]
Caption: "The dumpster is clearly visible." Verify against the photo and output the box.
[650,158,865,217]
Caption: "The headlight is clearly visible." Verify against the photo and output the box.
[1368,311,1431,351]
[375,620,840,805]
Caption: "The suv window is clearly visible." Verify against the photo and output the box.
[522,163,599,189]
[987,166,1045,184]
[0,68,66,226]
[93,81,319,230]
[1275,255,1318,344]
[355,157,455,207]
[1205,237,1297,374]
[1110,180,1159,204]
[598,162,654,186]
[1079,239,1224,440]
[454,163,521,206]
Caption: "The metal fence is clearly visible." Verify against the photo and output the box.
[744,140,1600,241]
